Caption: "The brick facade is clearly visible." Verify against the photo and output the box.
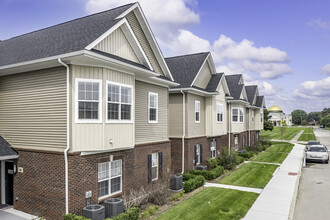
[12,141,171,219]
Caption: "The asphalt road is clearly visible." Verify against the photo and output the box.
[293,127,330,220]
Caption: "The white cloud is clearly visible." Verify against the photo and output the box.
[307,18,330,30]
[319,64,330,75]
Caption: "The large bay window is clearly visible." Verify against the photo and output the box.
[148,92,158,123]
[76,78,102,123]
[107,82,132,122]
[232,108,238,122]
[98,160,122,198]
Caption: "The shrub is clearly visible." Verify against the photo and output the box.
[170,191,184,201]
[183,175,205,193]
[106,207,140,220]
[205,158,218,170]
[217,149,240,170]
[238,151,254,159]
[140,205,160,219]
[188,166,224,180]
[236,156,245,164]
[181,173,194,181]
[64,214,90,220]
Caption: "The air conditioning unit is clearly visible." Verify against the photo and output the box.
[83,205,105,220]
[170,174,183,191]
[104,198,125,218]
[196,165,207,171]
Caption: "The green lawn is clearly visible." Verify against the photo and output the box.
[252,152,288,164]
[298,133,316,141]
[156,187,258,220]
[218,163,278,188]
[261,127,304,140]
[267,142,294,153]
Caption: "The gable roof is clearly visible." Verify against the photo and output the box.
[165,52,209,88]
[205,73,223,92]
[225,74,245,100]
[256,96,265,108]
[245,85,258,105]
[0,136,18,160]
[0,4,133,67]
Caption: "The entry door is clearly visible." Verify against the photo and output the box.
[5,162,14,205]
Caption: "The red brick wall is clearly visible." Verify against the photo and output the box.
[14,149,65,220]
[12,141,171,219]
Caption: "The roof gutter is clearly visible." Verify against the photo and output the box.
[58,58,70,215]
[169,88,218,96]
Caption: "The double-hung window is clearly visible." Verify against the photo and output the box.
[107,82,132,122]
[195,101,200,123]
[251,110,254,123]
[260,112,263,122]
[232,108,238,122]
[234,136,238,150]
[239,108,244,122]
[76,79,102,123]
[151,153,158,180]
[98,160,122,199]
[148,92,158,123]
[216,104,223,123]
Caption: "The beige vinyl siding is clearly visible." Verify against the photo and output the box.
[0,67,67,151]
[187,93,205,137]
[193,62,212,89]
[254,108,264,130]
[126,12,164,76]
[169,93,183,138]
[246,108,256,131]
[71,65,135,152]
[230,103,246,133]
[206,84,227,137]
[135,81,168,144]
[94,27,140,63]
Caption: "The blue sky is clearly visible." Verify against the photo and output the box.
[1,0,330,114]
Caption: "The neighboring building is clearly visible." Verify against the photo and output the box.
[166,52,231,173]
[0,3,177,219]
[268,105,292,126]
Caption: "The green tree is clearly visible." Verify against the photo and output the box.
[321,108,330,118]
[263,109,274,131]
[321,115,330,127]
[291,109,308,125]
[307,112,321,122]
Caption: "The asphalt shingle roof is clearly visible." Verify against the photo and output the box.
[165,52,209,88]
[205,73,223,92]
[245,85,257,105]
[225,74,244,100]
[256,96,264,108]
[0,136,18,157]
[0,3,134,67]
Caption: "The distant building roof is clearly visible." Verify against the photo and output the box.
[0,136,18,160]
[268,105,282,112]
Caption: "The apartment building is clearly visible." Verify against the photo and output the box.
[0,3,266,219]
[0,3,177,219]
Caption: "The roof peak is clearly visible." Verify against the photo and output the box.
[1,3,134,42]
[165,52,209,60]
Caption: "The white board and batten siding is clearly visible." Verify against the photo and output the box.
[135,81,168,144]
[70,65,135,152]
[0,67,67,151]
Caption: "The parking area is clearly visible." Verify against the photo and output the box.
[293,127,330,220]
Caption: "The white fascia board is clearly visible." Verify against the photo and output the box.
[0,155,19,160]
[208,53,217,75]
[190,53,210,87]
[169,87,218,96]
[117,3,174,81]
[83,50,159,77]
[227,99,249,105]
[80,146,134,156]
[149,76,179,87]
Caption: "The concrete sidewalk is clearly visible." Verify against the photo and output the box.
[204,182,263,194]
[244,143,305,220]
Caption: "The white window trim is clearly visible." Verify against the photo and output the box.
[151,152,159,181]
[75,78,102,124]
[106,81,133,124]
[148,92,158,123]
[251,110,254,123]
[98,160,122,200]
[195,101,200,123]
[196,144,201,164]
[234,136,239,151]
[239,108,244,123]
[216,103,223,123]
[260,112,263,123]
[210,141,216,159]
[232,107,239,123]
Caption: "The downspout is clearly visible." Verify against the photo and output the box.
[228,102,231,153]
[249,108,251,146]
[58,58,70,214]
[181,90,185,174]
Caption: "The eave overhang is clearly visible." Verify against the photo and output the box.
[169,88,218,97]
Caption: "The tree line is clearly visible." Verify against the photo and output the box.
[291,108,330,126]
